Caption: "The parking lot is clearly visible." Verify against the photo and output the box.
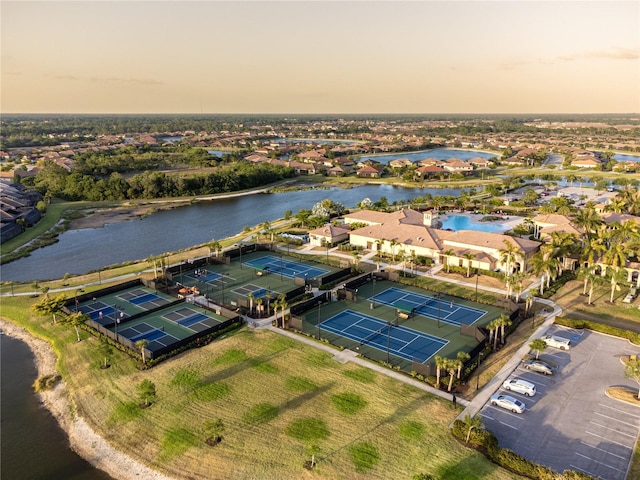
[480,326,640,480]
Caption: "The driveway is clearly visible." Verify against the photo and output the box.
[479,325,640,480]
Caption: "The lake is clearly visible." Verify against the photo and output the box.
[2,184,467,282]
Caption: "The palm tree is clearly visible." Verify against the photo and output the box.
[389,239,399,262]
[529,338,547,359]
[587,272,605,305]
[256,298,263,318]
[529,251,548,295]
[462,253,475,277]
[463,414,485,443]
[442,249,455,273]
[434,355,446,388]
[572,207,602,240]
[487,318,502,350]
[247,293,254,316]
[497,314,513,344]
[498,239,519,276]
[446,358,458,392]
[136,339,149,364]
[264,291,272,317]
[351,250,360,270]
[208,239,223,259]
[277,294,288,328]
[456,351,471,379]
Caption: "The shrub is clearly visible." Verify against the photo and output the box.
[33,374,61,392]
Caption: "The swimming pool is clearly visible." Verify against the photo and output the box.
[439,215,510,233]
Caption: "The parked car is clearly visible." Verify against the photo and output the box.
[623,288,637,304]
[541,334,571,350]
[502,378,536,396]
[490,394,526,413]
[522,359,555,375]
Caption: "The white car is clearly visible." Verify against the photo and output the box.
[502,378,536,397]
[490,394,526,414]
[623,288,637,304]
[541,334,571,350]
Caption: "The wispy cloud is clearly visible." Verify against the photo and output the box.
[558,47,639,62]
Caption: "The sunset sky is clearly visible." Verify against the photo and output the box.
[2,1,638,114]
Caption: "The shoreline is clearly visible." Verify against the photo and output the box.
[0,318,174,480]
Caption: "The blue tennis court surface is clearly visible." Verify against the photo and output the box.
[243,255,328,279]
[117,322,177,346]
[371,287,486,326]
[320,309,448,363]
[185,271,222,283]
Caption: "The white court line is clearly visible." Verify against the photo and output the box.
[586,431,633,449]
[594,411,639,428]
[599,403,640,419]
[575,452,626,473]
[589,421,636,438]
[581,441,628,460]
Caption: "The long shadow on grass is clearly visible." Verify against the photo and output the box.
[280,382,335,412]
[321,393,434,460]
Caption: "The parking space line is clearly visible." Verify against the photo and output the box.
[480,412,494,421]
[575,452,626,473]
[589,421,636,438]
[569,464,599,478]
[586,431,634,449]
[594,411,639,427]
[499,421,518,430]
[599,403,640,419]
[487,406,525,419]
[581,441,628,461]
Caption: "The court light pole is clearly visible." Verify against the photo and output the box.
[437,293,442,328]
[317,301,322,341]
[386,319,393,364]
[371,276,376,309]
[475,351,484,390]
[280,254,283,281]
[475,268,479,302]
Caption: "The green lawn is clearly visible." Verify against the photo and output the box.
[3,295,523,480]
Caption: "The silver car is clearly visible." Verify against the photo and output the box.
[490,394,526,414]
[502,378,536,396]
[522,359,554,375]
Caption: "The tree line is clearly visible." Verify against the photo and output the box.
[23,161,295,201]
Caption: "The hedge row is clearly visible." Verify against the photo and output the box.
[555,317,640,346]
[451,420,596,480]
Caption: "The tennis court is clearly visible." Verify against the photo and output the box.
[117,289,173,310]
[320,309,448,363]
[117,321,179,349]
[162,306,224,333]
[232,283,279,301]
[371,287,487,326]
[183,270,232,288]
[243,255,328,279]
[77,301,126,325]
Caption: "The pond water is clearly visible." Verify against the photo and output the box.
[3,184,467,282]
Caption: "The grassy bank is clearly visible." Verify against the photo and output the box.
[2,295,522,480]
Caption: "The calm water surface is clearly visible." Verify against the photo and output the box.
[440,215,510,233]
[0,334,112,480]
[2,184,466,282]
[359,148,498,165]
